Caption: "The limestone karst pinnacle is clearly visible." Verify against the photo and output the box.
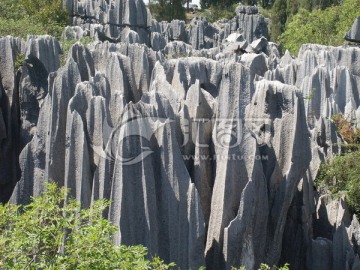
[1,0,360,269]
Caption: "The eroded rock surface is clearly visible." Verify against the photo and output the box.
[345,17,360,43]
[1,1,360,270]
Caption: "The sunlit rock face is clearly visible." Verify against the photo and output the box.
[1,1,360,269]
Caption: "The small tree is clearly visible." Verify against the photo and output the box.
[0,182,175,269]
[0,0,69,38]
[270,0,288,41]
[149,0,186,22]
[20,0,68,37]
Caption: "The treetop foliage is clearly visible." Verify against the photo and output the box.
[0,182,175,270]
[148,0,186,22]
[0,0,68,38]
[273,0,360,54]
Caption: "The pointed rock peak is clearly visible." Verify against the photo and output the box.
[280,50,294,67]
[186,80,211,118]
[141,90,176,119]
[186,80,201,100]
[68,42,95,81]
[345,16,360,43]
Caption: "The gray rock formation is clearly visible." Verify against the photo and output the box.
[247,80,312,266]
[163,41,195,58]
[188,17,219,50]
[25,35,61,73]
[2,1,360,269]
[0,35,61,203]
[249,36,268,53]
[64,0,152,44]
[345,17,360,43]
[310,238,333,270]
[233,6,269,43]
[0,36,24,202]
[18,55,49,149]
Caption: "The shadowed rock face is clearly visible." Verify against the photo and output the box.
[345,17,360,43]
[1,1,360,269]
[0,37,25,202]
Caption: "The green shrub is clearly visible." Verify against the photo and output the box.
[0,0,68,39]
[0,17,47,38]
[14,53,25,71]
[279,0,360,55]
[148,0,186,22]
[315,113,360,217]
[198,4,236,22]
[0,0,26,20]
[315,151,360,217]
[0,182,175,269]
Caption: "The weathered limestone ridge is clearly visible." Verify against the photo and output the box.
[1,1,360,269]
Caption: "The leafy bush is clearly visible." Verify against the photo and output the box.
[0,182,175,269]
[148,0,186,22]
[14,53,25,71]
[279,0,360,55]
[0,0,68,38]
[315,114,360,217]
[197,4,236,23]
[0,17,47,38]
[0,0,26,20]
[315,151,360,217]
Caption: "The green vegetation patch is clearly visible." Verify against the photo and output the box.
[278,0,360,55]
[0,182,175,270]
[197,4,237,23]
[0,0,68,39]
[315,150,360,217]
[315,114,360,217]
[149,0,186,22]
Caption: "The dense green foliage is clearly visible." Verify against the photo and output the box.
[200,0,240,9]
[316,151,360,217]
[0,0,25,19]
[0,0,68,38]
[148,0,186,21]
[198,4,237,22]
[201,0,280,9]
[270,0,287,43]
[277,0,360,55]
[0,183,175,270]
[315,115,360,217]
